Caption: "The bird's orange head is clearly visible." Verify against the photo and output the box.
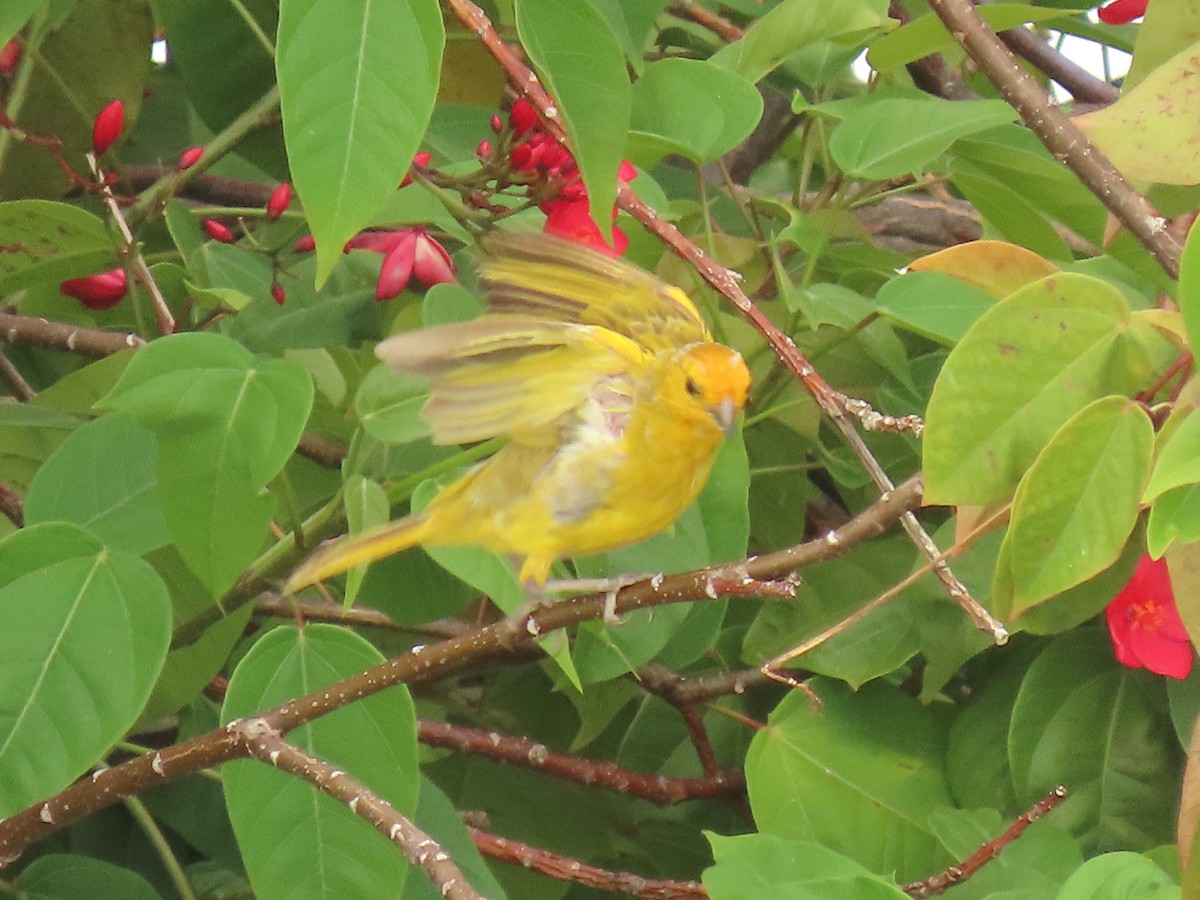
[669,343,751,436]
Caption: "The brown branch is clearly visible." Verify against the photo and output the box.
[470,827,708,900]
[998,27,1119,106]
[926,0,1181,278]
[0,481,23,528]
[418,720,743,805]
[638,664,776,706]
[295,432,348,469]
[234,722,486,900]
[888,0,972,101]
[0,347,34,400]
[0,477,921,864]
[0,312,145,357]
[903,786,1067,897]
[667,1,744,43]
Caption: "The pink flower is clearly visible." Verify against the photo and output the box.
[60,268,127,310]
[202,219,235,244]
[1106,556,1193,679]
[344,227,456,300]
[266,182,291,220]
[92,100,124,155]
[177,146,203,170]
[1098,0,1147,23]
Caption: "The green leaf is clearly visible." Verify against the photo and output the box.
[867,5,1083,71]
[628,59,763,165]
[710,0,891,83]
[876,271,995,344]
[516,0,629,244]
[0,523,171,817]
[1148,484,1200,557]
[100,333,314,595]
[15,853,160,900]
[408,777,509,900]
[1178,217,1200,363]
[0,2,42,48]
[924,274,1149,505]
[1074,36,1200,185]
[277,0,444,284]
[356,364,431,444]
[829,98,1015,180]
[1008,629,1182,851]
[949,163,1072,260]
[341,475,390,605]
[746,680,953,882]
[703,833,909,899]
[1126,0,1200,89]
[0,201,115,294]
[994,398,1153,617]
[25,413,170,555]
[1054,852,1180,899]
[222,624,418,900]
[1145,412,1200,505]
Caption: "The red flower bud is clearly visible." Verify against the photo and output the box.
[477,140,492,159]
[271,281,286,305]
[293,234,316,253]
[266,182,291,220]
[202,219,236,243]
[401,151,433,188]
[1097,0,1148,23]
[177,146,203,170]
[0,40,20,77]
[92,100,125,155]
[60,268,128,310]
[490,114,503,133]
[375,230,418,301]
[510,98,538,135]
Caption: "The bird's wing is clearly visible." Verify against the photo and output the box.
[375,314,646,445]
[477,231,711,353]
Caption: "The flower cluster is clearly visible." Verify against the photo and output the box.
[501,98,635,256]
[1106,555,1193,679]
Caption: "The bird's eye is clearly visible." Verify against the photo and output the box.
[684,376,701,397]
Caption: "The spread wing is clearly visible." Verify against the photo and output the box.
[478,231,710,354]
[375,314,646,445]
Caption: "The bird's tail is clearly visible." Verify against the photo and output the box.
[285,514,434,592]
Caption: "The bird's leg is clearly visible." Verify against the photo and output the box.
[544,574,643,626]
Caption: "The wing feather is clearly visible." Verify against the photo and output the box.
[375,314,645,445]
[478,232,710,352]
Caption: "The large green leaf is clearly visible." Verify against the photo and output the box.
[703,833,909,899]
[1178,216,1200,363]
[516,0,629,244]
[746,681,953,882]
[0,2,42,48]
[994,397,1153,617]
[1054,852,1180,900]
[277,0,443,284]
[628,59,762,166]
[829,98,1014,180]
[99,333,314,596]
[25,413,170,555]
[0,523,171,817]
[1074,37,1200,185]
[710,0,891,83]
[15,854,160,900]
[0,201,115,294]
[1008,629,1182,851]
[222,624,418,900]
[924,274,1150,505]
[875,271,995,345]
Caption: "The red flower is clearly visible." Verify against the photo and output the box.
[344,227,456,300]
[266,182,291,220]
[177,146,203,170]
[0,40,21,77]
[543,199,628,256]
[1106,556,1193,679]
[92,100,124,155]
[202,219,236,243]
[60,268,127,310]
[509,98,538,135]
[1097,0,1147,23]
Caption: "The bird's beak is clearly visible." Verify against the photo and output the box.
[713,397,738,436]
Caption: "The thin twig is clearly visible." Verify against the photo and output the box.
[0,312,145,357]
[0,347,34,401]
[233,721,486,900]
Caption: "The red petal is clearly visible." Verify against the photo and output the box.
[375,230,417,300]
[1097,0,1148,23]
[413,233,456,287]
[344,230,408,254]
[1130,628,1194,679]
[544,200,626,256]
[510,98,538,135]
[618,160,638,183]
[92,100,125,155]
[60,268,128,310]
[266,182,291,220]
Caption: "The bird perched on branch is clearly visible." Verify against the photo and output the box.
[286,231,750,594]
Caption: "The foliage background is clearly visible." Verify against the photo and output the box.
[0,0,1197,898]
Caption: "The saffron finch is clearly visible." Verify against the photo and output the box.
[286,232,751,592]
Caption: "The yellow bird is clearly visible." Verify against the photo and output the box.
[286,232,751,593]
